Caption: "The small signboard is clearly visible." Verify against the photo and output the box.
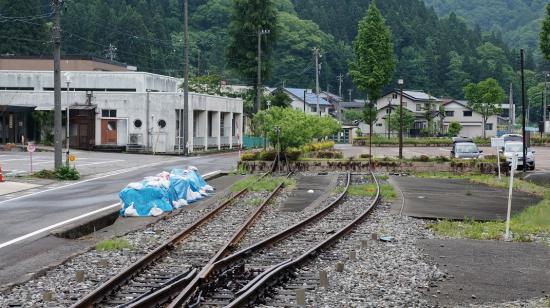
[27,143,36,153]
[491,138,504,148]
[69,154,76,162]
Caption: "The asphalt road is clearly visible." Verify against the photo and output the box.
[0,152,238,249]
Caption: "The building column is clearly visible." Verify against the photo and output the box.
[214,111,221,150]
[228,112,233,149]
[203,111,208,151]
[187,108,194,153]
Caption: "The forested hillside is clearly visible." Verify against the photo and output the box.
[0,0,542,100]
[423,0,547,54]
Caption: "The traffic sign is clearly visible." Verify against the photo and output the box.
[69,154,76,162]
[491,138,504,148]
[27,143,36,153]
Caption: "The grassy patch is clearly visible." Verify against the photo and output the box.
[231,176,296,192]
[422,172,550,241]
[95,238,132,251]
[347,183,396,201]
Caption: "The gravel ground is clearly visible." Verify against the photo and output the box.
[262,188,440,307]
[0,186,266,307]
[235,173,347,250]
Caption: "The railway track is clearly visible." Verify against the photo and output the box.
[72,172,288,308]
[158,172,380,307]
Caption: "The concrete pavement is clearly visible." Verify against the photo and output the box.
[391,177,541,220]
[0,151,238,250]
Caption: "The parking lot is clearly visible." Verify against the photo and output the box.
[0,150,183,177]
[336,144,550,171]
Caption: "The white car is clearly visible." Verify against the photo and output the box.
[502,142,535,170]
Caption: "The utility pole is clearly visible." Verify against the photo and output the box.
[313,47,321,116]
[256,29,270,113]
[348,89,352,102]
[337,74,344,121]
[544,72,549,132]
[106,43,117,62]
[520,49,527,172]
[52,0,63,169]
[398,79,404,159]
[509,82,514,132]
[183,0,189,156]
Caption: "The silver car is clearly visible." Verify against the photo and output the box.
[451,142,483,159]
[502,142,535,170]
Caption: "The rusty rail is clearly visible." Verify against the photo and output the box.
[72,172,271,308]
[227,171,380,307]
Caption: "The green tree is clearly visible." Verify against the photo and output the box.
[464,78,505,138]
[227,0,278,113]
[349,0,395,155]
[387,106,415,135]
[527,83,545,123]
[0,0,50,55]
[344,110,363,123]
[541,4,550,61]
[448,122,462,137]
[253,107,340,151]
[268,90,293,108]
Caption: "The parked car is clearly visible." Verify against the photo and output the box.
[502,141,535,170]
[451,139,483,159]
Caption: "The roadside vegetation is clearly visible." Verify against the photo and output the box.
[95,238,133,251]
[33,166,80,181]
[420,173,550,242]
[231,176,296,193]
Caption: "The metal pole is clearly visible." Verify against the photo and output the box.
[399,81,404,159]
[66,81,70,166]
[52,0,62,169]
[303,90,306,113]
[183,0,189,156]
[544,72,548,131]
[314,48,320,116]
[256,30,262,113]
[520,49,527,172]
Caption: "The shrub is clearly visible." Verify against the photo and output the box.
[240,152,259,161]
[434,155,451,163]
[259,149,277,161]
[316,150,343,159]
[412,155,430,162]
[33,169,57,179]
[55,166,80,180]
[303,141,335,153]
[359,154,372,159]
[285,149,302,161]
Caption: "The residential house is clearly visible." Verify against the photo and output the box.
[441,100,500,138]
[276,88,332,116]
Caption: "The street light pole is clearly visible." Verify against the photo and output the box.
[544,72,549,132]
[256,29,270,113]
[314,47,321,116]
[398,79,404,159]
[520,49,527,172]
[65,78,71,165]
[183,0,189,156]
[387,98,393,139]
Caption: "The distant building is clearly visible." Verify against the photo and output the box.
[0,70,243,153]
[272,88,332,116]
[359,90,509,138]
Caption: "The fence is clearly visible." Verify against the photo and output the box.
[243,135,268,149]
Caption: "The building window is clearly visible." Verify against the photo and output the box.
[485,123,493,131]
[220,115,225,137]
[445,111,454,117]
[392,93,398,99]
[463,110,473,117]
[208,112,213,137]
[416,104,422,112]
[134,119,142,128]
[102,109,117,117]
[376,123,383,127]
[311,106,317,113]
[158,119,167,129]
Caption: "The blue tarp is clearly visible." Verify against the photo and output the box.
[119,168,213,217]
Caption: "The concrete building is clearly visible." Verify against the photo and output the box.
[0,56,135,72]
[0,70,243,153]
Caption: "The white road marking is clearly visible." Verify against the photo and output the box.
[0,203,121,250]
[439,148,451,152]
[0,158,186,206]
[0,170,220,250]
[72,160,125,167]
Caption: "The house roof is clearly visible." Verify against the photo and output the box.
[283,88,332,106]
[384,89,440,101]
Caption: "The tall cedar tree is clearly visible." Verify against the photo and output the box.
[227,0,278,113]
[349,0,395,155]
[464,78,505,138]
[541,4,550,61]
